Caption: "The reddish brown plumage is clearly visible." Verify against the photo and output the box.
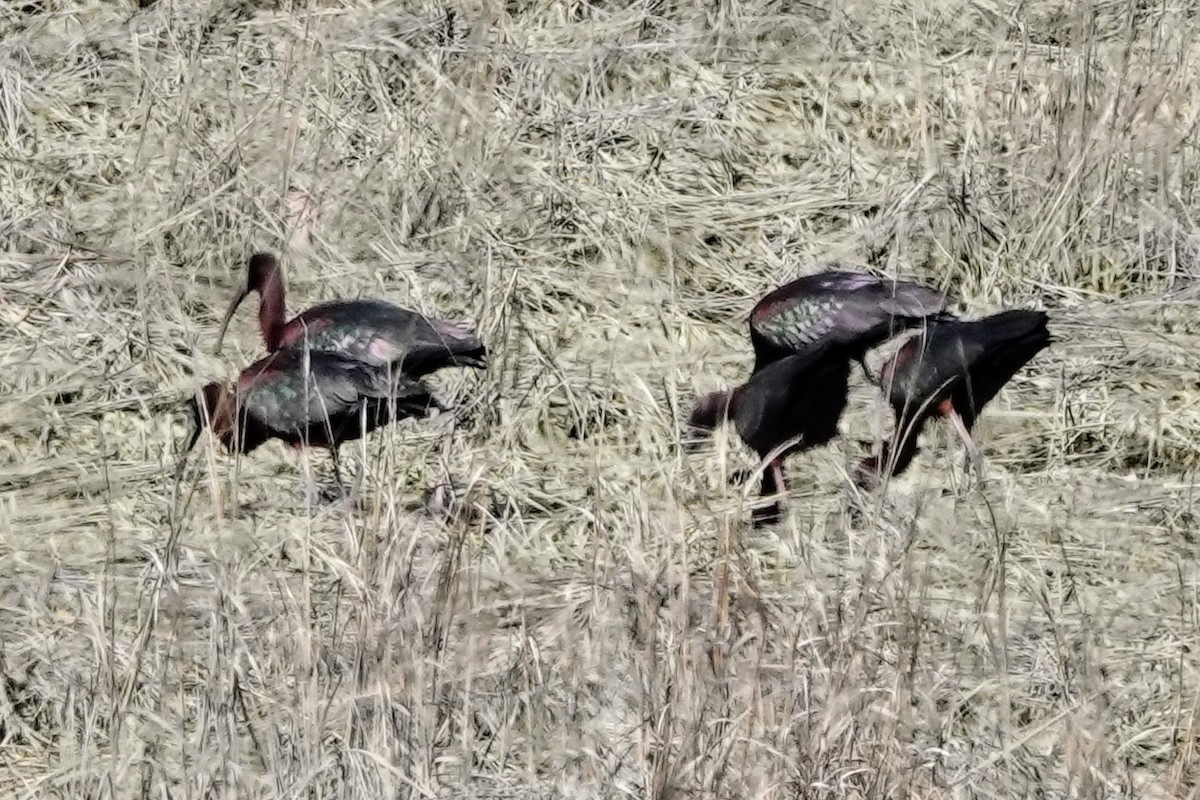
[855,309,1053,488]
[216,253,487,377]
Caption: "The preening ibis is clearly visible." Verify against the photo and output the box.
[854,309,1053,489]
[182,347,443,494]
[688,342,855,526]
[748,268,953,375]
[215,253,487,377]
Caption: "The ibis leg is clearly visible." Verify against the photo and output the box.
[350,403,368,501]
[329,445,345,487]
[946,407,984,485]
[752,458,787,527]
[173,449,192,485]
[301,461,323,507]
[174,412,205,483]
[428,416,457,519]
[318,446,350,505]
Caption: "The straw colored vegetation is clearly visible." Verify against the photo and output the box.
[2,0,1199,797]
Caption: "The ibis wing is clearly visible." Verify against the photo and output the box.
[875,283,951,319]
[749,271,948,367]
[751,298,839,355]
[235,350,368,433]
[282,302,400,366]
[286,299,485,374]
[384,312,486,374]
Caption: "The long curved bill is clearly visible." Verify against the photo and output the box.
[214,285,251,354]
[174,396,205,482]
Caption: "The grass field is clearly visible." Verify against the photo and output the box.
[2,0,1200,797]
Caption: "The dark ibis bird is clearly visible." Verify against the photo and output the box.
[182,347,443,494]
[854,309,1053,489]
[215,253,487,377]
[688,342,855,526]
[685,268,952,452]
[748,268,953,375]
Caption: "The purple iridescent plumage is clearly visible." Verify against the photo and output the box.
[748,268,953,372]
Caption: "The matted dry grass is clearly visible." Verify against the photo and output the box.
[2,0,1199,797]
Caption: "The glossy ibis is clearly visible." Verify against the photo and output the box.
[854,309,1053,489]
[182,347,443,496]
[215,253,487,377]
[749,268,953,375]
[688,342,855,526]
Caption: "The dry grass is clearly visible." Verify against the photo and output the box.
[2,0,1199,797]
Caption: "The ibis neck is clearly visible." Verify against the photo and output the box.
[258,274,287,350]
[689,388,735,432]
[727,383,746,412]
